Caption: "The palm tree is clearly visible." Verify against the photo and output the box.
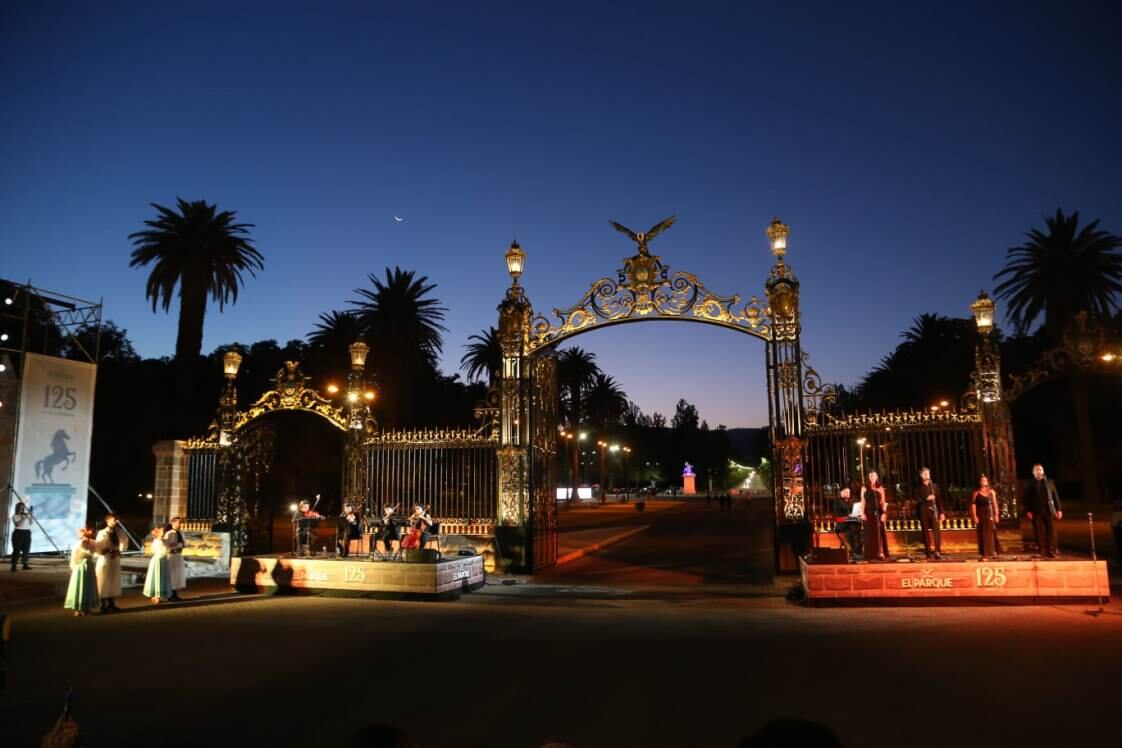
[129,198,263,432]
[584,373,629,432]
[129,198,263,364]
[349,267,447,426]
[993,209,1122,504]
[305,310,366,382]
[557,346,600,429]
[459,326,501,385]
[994,209,1122,339]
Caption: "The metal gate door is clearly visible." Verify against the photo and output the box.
[529,350,559,569]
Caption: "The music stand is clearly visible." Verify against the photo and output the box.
[293,517,320,558]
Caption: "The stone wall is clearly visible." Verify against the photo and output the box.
[151,440,188,527]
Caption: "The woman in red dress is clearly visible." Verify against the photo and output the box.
[861,472,888,561]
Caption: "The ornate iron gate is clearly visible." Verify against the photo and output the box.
[528,350,559,569]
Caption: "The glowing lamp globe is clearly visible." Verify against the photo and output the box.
[766,217,789,259]
[223,351,243,379]
[349,341,370,370]
[505,240,526,280]
[971,291,996,334]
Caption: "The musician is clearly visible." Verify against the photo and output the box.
[9,502,32,571]
[401,504,433,552]
[972,475,1002,560]
[915,468,945,560]
[296,500,324,557]
[860,472,888,561]
[832,487,861,559]
[375,505,400,558]
[337,503,363,558]
[1023,463,1062,558]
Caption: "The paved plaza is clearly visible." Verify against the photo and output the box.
[3,499,1121,747]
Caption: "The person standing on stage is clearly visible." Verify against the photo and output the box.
[1023,464,1063,558]
[916,468,945,560]
[9,502,33,571]
[861,472,888,561]
[64,528,99,617]
[972,475,1002,560]
[143,526,171,604]
[95,514,128,613]
[164,517,187,601]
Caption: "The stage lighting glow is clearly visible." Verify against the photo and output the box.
[364,391,375,401]
[0,333,7,341]
[0,364,5,372]
[347,392,359,403]
[327,384,339,394]
[289,503,298,512]
[3,298,11,305]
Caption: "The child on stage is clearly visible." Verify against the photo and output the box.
[64,528,99,617]
[143,526,172,604]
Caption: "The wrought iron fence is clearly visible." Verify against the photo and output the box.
[360,428,498,534]
[805,410,992,522]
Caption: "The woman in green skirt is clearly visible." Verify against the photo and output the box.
[143,525,172,604]
[64,528,99,616]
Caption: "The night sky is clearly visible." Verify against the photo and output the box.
[3,1,1121,427]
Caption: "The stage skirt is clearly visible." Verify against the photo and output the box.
[65,558,99,612]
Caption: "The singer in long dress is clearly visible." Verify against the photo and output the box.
[971,475,1003,559]
[165,517,187,601]
[95,514,128,613]
[861,472,888,561]
[143,527,172,604]
[64,528,99,617]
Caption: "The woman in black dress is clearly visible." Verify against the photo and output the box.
[971,475,1002,559]
[861,472,888,561]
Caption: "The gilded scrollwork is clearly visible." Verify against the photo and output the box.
[526,253,771,352]
[1005,312,1118,402]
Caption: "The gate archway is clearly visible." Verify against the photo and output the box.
[494,216,817,571]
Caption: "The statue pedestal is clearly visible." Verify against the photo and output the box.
[682,474,696,495]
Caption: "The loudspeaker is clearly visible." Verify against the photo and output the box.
[811,547,849,564]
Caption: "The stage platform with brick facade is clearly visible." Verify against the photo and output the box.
[801,556,1109,604]
[231,553,485,599]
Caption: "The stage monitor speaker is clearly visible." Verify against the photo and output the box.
[811,547,849,564]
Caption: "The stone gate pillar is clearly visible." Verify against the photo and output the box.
[764,218,809,572]
[496,242,533,571]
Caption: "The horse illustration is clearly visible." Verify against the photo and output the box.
[35,429,77,484]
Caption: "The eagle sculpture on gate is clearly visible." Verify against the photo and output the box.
[609,215,676,256]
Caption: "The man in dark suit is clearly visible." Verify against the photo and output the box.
[1023,463,1063,558]
[915,468,945,560]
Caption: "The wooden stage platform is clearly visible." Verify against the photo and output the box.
[801,556,1110,604]
[231,553,485,600]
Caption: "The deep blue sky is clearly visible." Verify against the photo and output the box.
[3,1,1121,427]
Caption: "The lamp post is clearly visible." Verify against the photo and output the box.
[219,351,242,446]
[597,440,608,503]
[970,290,1017,518]
[622,446,631,499]
[856,437,867,483]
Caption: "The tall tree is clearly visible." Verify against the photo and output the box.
[994,210,1122,503]
[994,209,1122,339]
[671,398,700,431]
[459,326,501,385]
[350,267,448,427]
[584,373,629,433]
[557,346,600,429]
[305,310,366,382]
[128,198,263,432]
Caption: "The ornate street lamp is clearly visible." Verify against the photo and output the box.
[505,239,526,284]
[766,217,790,261]
[971,291,996,335]
[349,341,370,371]
[218,351,242,446]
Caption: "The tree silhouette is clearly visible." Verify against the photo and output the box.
[459,326,501,385]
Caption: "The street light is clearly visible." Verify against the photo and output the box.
[222,351,243,379]
[971,291,996,334]
[349,341,370,370]
[505,240,526,283]
[767,217,790,260]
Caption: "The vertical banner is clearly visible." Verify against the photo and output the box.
[9,353,97,553]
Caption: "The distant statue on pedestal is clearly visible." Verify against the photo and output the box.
[682,462,695,477]
[682,462,696,495]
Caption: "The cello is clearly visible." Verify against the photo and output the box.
[400,506,431,551]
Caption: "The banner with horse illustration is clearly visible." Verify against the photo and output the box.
[8,354,97,554]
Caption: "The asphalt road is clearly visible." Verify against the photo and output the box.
[3,499,1121,747]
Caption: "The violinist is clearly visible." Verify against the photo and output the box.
[374,505,400,559]
[400,504,433,552]
[295,500,324,557]
[337,502,363,558]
